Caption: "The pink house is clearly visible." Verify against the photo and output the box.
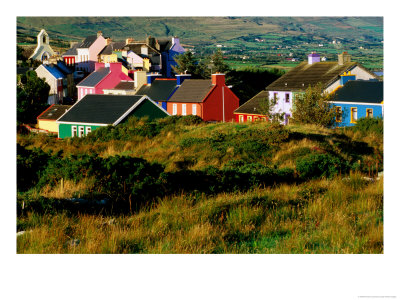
[75,31,107,73]
[76,62,133,100]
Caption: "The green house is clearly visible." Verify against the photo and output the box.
[56,94,169,139]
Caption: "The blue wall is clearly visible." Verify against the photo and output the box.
[332,102,383,127]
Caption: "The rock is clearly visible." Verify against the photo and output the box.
[67,238,80,247]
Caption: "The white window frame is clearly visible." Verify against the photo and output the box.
[72,126,77,137]
[192,104,197,115]
[239,115,244,123]
[182,104,187,116]
[78,126,84,137]
[172,103,177,115]
[86,127,92,135]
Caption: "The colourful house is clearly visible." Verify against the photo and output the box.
[264,52,378,124]
[330,80,383,127]
[56,94,170,139]
[234,90,269,123]
[75,31,107,73]
[134,75,189,110]
[37,104,71,134]
[167,73,240,122]
[157,37,186,77]
[124,39,161,73]
[35,62,74,105]
[76,62,133,101]
[62,42,79,68]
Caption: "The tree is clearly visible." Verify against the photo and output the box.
[172,51,197,75]
[209,49,230,74]
[258,94,285,123]
[17,71,50,124]
[291,82,337,127]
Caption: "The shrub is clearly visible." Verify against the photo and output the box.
[17,144,52,191]
[295,153,348,179]
[352,117,383,135]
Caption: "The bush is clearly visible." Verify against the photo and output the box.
[295,153,348,179]
[17,145,52,191]
[352,117,383,135]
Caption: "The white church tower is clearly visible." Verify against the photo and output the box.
[29,29,55,61]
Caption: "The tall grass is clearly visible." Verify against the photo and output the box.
[17,175,383,254]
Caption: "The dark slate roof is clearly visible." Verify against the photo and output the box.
[57,94,145,125]
[234,90,269,115]
[62,43,79,56]
[168,79,214,103]
[265,61,359,92]
[78,35,98,48]
[124,44,161,55]
[110,81,136,90]
[76,67,110,87]
[332,80,383,104]
[99,42,127,55]
[135,79,178,101]
[38,104,72,120]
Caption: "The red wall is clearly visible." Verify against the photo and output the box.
[166,74,240,122]
[234,113,268,123]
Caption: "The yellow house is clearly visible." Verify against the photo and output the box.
[37,104,71,134]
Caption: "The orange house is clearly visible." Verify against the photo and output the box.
[167,73,239,122]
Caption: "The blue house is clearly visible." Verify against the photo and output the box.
[158,37,186,78]
[330,80,383,127]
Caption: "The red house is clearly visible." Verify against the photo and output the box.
[76,62,133,101]
[167,73,239,122]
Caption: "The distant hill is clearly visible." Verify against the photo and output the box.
[17,17,383,70]
[17,16,383,45]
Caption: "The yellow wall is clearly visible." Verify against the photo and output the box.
[37,120,58,133]
[101,54,118,63]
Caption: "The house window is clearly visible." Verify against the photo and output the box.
[78,126,84,137]
[274,93,278,101]
[182,104,187,116]
[72,126,77,137]
[85,89,88,95]
[192,104,197,115]
[366,108,373,118]
[86,127,91,135]
[247,116,252,122]
[351,107,358,123]
[285,93,290,103]
[261,117,267,121]
[239,115,244,123]
[335,107,342,122]
[172,104,177,115]
[254,116,259,122]
[90,89,93,94]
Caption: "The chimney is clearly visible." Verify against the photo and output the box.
[147,73,162,85]
[141,45,148,56]
[212,73,225,86]
[97,31,103,38]
[106,38,112,45]
[70,41,78,48]
[338,52,351,65]
[340,71,356,86]
[176,74,191,86]
[143,58,150,72]
[108,62,123,73]
[126,38,135,45]
[172,36,180,46]
[134,71,147,89]
[308,52,321,64]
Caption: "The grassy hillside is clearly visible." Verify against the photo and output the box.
[17,117,383,253]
